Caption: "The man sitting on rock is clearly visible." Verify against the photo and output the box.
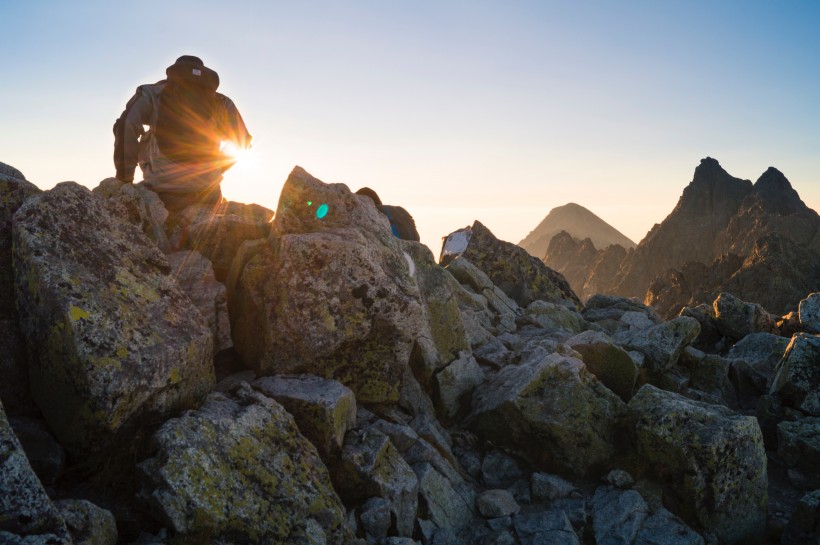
[113,55,251,211]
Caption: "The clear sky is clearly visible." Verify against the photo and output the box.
[3,1,819,255]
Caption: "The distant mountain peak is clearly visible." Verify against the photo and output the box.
[751,167,809,216]
[518,202,636,259]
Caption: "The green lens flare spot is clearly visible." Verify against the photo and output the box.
[307,201,313,206]
[316,203,329,219]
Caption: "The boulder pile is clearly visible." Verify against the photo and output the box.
[2,160,819,545]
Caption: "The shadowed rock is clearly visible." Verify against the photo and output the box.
[252,374,357,461]
[619,316,700,374]
[443,221,582,310]
[566,330,638,401]
[771,333,820,416]
[0,400,72,544]
[628,385,767,544]
[713,292,778,340]
[799,292,820,333]
[138,384,355,544]
[168,200,273,281]
[13,182,214,455]
[168,250,232,352]
[0,164,40,415]
[469,353,627,477]
[777,417,820,491]
[335,427,419,537]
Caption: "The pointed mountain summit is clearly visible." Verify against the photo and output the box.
[581,157,820,314]
[609,158,754,298]
[752,167,811,216]
[669,157,753,223]
[518,202,636,259]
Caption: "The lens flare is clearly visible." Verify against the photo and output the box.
[316,203,329,219]
[220,141,251,163]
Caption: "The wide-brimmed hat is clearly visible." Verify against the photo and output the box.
[166,55,219,91]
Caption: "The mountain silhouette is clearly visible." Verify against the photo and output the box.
[518,202,636,259]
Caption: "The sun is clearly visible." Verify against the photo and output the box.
[220,140,252,165]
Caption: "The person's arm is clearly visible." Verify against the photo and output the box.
[112,88,153,182]
[217,95,252,150]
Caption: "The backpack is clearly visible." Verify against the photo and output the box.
[155,60,221,165]
[355,187,420,242]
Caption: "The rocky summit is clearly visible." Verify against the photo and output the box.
[546,158,820,318]
[2,159,820,545]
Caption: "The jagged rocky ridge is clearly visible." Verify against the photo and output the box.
[542,158,820,317]
[2,160,820,545]
[518,202,637,259]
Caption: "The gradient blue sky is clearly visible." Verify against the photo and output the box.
[3,1,819,254]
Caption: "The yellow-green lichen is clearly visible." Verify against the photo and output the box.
[69,305,90,321]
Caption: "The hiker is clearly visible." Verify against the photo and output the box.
[113,55,251,211]
[355,187,420,242]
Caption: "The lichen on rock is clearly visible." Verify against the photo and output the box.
[628,384,767,544]
[13,182,214,454]
[138,384,356,544]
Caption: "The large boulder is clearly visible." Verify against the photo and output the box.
[713,292,778,340]
[230,167,427,405]
[619,316,701,374]
[677,348,736,408]
[402,241,470,370]
[524,300,587,335]
[628,385,767,544]
[167,251,232,352]
[0,165,40,415]
[444,256,520,345]
[92,178,172,253]
[414,462,475,531]
[770,333,820,416]
[0,400,72,544]
[13,182,214,454]
[469,353,628,476]
[55,499,118,545]
[252,374,357,461]
[565,330,639,401]
[442,221,582,310]
[168,200,273,281]
[138,383,355,544]
[726,333,790,410]
[589,486,649,545]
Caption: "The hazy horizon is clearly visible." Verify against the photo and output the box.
[3,1,819,255]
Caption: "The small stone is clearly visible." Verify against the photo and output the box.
[531,473,577,502]
[605,469,634,488]
[481,450,524,488]
[477,490,520,518]
[55,499,118,545]
[360,497,391,540]
[487,516,512,531]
